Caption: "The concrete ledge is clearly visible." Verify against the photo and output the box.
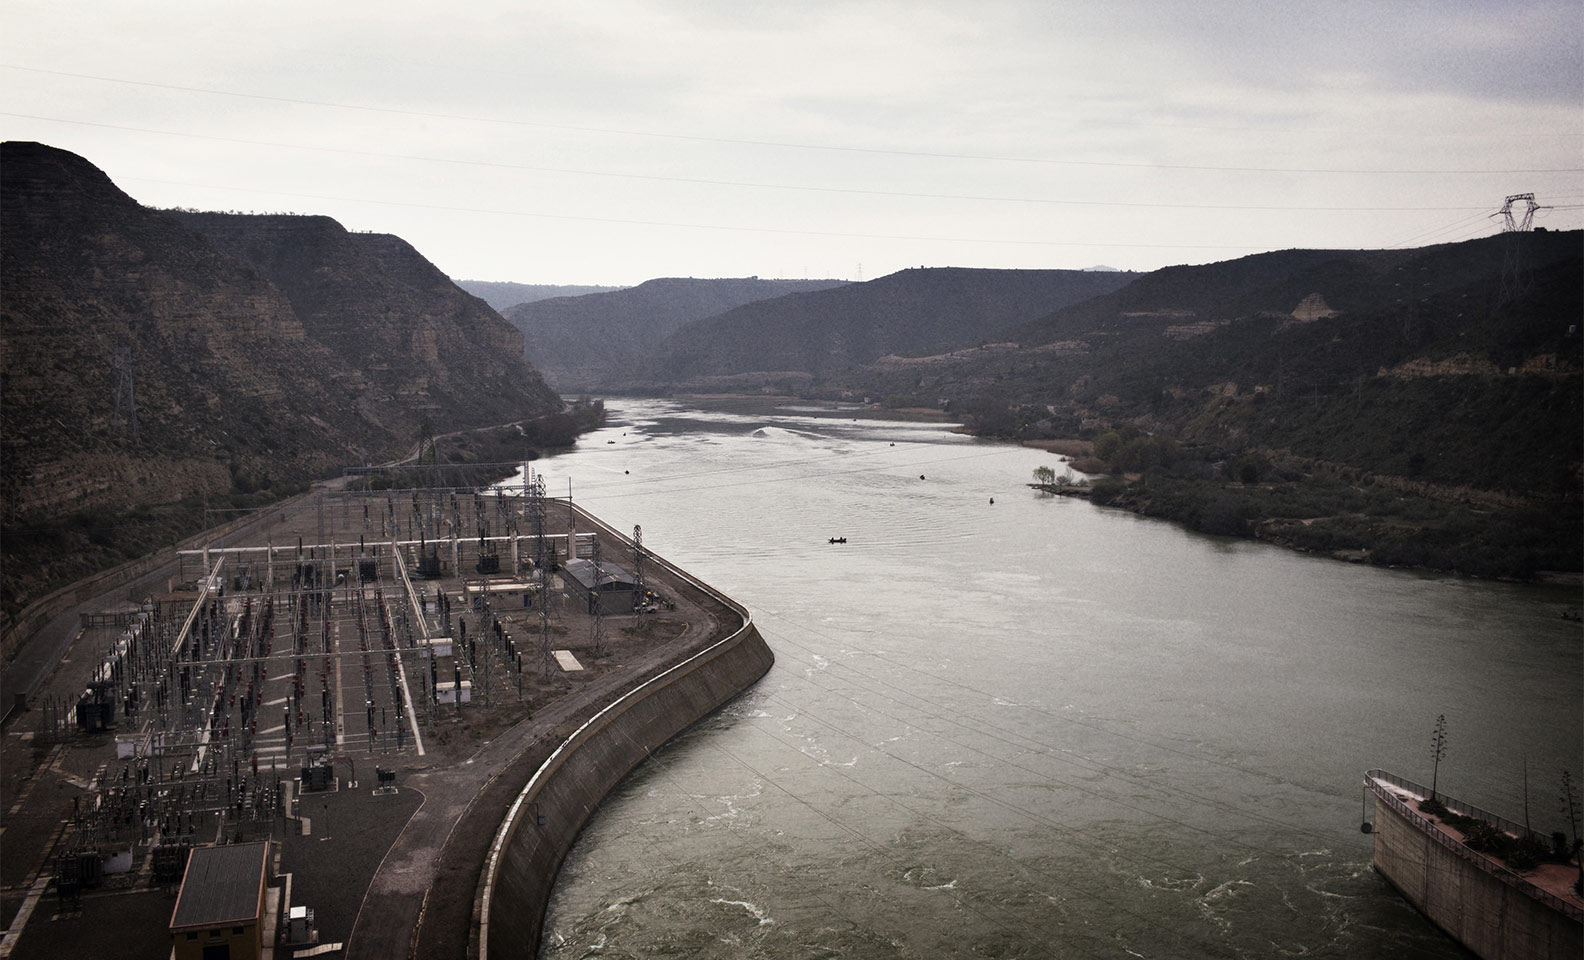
[473,511,774,960]
[1370,781,1583,959]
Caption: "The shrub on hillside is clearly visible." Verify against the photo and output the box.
[1198,495,1250,536]
[1089,478,1127,505]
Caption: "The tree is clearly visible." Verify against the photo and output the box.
[1093,430,1122,462]
[1429,714,1448,802]
[1032,465,1056,487]
[1563,771,1583,896]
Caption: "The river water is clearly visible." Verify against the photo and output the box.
[506,397,1580,959]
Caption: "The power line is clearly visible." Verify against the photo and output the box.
[4,64,1581,175]
[1383,211,1498,249]
[758,627,1348,847]
[0,111,1501,215]
[751,610,1361,847]
[717,717,1230,954]
[112,172,1270,253]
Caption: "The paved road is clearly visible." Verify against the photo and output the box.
[346,585,726,960]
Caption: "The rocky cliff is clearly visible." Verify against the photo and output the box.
[0,141,561,617]
[170,212,556,430]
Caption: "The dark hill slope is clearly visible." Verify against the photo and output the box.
[851,233,1581,576]
[502,276,846,391]
[454,280,625,312]
[171,211,559,430]
[644,267,1134,389]
[1007,236,1580,350]
[879,234,1581,493]
[0,141,560,617]
[2,144,350,514]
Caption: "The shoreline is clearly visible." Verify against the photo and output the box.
[1030,481,1583,587]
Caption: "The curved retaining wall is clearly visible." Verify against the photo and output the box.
[475,515,774,960]
[1368,776,1583,959]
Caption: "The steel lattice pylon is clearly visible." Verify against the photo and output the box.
[590,538,607,658]
[632,525,646,622]
[1495,193,1541,233]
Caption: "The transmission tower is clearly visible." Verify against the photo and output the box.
[528,474,547,569]
[1494,193,1543,232]
[589,538,607,658]
[1493,193,1548,308]
[528,474,552,680]
[632,525,646,624]
[110,348,139,444]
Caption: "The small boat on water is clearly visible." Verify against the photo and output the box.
[828,537,846,544]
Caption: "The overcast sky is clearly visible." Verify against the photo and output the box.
[2,1,1580,285]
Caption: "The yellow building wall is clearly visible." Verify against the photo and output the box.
[170,920,260,960]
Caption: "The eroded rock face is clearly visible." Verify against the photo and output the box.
[171,212,546,429]
[0,141,558,526]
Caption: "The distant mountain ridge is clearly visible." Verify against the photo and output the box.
[850,232,1582,491]
[834,234,1581,577]
[638,267,1135,392]
[501,276,847,391]
[455,280,626,312]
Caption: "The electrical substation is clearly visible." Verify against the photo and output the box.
[3,464,711,959]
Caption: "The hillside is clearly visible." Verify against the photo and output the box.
[845,234,1582,577]
[171,211,557,431]
[454,280,626,312]
[0,141,562,619]
[502,276,847,391]
[640,267,1134,392]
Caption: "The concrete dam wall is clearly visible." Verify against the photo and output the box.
[475,541,774,959]
[1369,777,1583,960]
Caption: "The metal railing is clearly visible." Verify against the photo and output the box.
[1365,769,1583,921]
[1366,769,1545,843]
[474,503,764,960]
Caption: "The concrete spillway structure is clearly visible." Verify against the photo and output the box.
[1366,770,1583,960]
[475,512,774,959]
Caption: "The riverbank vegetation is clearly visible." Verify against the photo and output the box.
[1034,427,1581,580]
[977,236,1583,582]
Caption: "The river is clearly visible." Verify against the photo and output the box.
[502,397,1580,959]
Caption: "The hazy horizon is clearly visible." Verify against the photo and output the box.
[3,1,1579,286]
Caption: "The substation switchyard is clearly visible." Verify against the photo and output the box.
[8,464,686,958]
